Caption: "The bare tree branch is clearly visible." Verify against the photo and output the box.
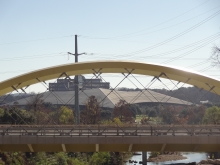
[210,45,220,67]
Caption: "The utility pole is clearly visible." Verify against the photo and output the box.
[68,35,85,125]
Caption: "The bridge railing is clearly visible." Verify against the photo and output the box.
[0,125,219,137]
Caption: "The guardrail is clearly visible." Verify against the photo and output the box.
[0,124,219,137]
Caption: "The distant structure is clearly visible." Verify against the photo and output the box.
[49,75,110,91]
[200,100,210,104]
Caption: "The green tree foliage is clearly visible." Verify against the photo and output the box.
[28,152,87,165]
[54,152,68,165]
[159,105,177,124]
[89,152,110,165]
[203,106,220,124]
[100,109,112,120]
[67,158,88,165]
[148,108,158,118]
[26,94,45,124]
[81,96,101,124]
[102,117,123,125]
[59,106,74,124]
[153,87,220,104]
[0,107,35,124]
[117,87,141,91]
[1,152,25,165]
[26,94,44,111]
[127,104,141,118]
[159,105,191,124]
[149,152,161,158]
[180,105,205,124]
[113,100,133,123]
[0,108,4,117]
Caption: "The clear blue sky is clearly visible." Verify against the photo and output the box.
[1,0,220,91]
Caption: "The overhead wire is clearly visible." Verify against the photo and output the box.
[0,35,74,46]
[112,0,210,38]
[81,4,220,40]
[0,52,67,62]
[116,9,220,57]
[80,0,211,39]
[1,2,219,90]
[88,32,220,61]
[160,35,220,64]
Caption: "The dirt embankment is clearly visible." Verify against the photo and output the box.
[148,153,187,162]
[198,159,220,165]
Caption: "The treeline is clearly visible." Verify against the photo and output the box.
[116,86,220,104]
[140,103,220,125]
[0,95,136,165]
[0,151,127,165]
[138,104,206,125]
[0,93,220,164]
[0,93,34,105]
[2,86,219,105]
[151,87,220,103]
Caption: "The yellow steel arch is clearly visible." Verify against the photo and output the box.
[0,60,220,96]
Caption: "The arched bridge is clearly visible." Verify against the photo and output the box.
[0,60,220,96]
[0,61,220,152]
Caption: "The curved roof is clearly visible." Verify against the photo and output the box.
[6,88,191,108]
[0,60,220,96]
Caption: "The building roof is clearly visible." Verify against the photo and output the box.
[6,88,191,108]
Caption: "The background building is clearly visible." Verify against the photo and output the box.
[49,75,110,91]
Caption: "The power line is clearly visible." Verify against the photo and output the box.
[0,52,67,62]
[120,5,220,39]
[112,0,211,38]
[0,35,74,46]
[85,10,220,61]
[117,9,220,57]
[124,33,220,59]
[161,35,220,64]
[81,0,211,39]
[81,4,219,40]
[88,32,220,61]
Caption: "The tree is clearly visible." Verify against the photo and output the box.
[100,109,112,120]
[210,46,220,67]
[0,107,35,124]
[113,100,133,123]
[54,152,68,165]
[185,105,206,124]
[26,94,44,111]
[159,105,177,124]
[26,94,44,124]
[0,108,4,118]
[148,108,158,118]
[80,96,101,124]
[59,106,74,124]
[31,152,51,165]
[89,152,110,165]
[203,106,220,124]
[1,152,25,165]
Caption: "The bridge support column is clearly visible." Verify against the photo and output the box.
[96,144,99,152]
[27,144,34,152]
[214,152,220,159]
[142,151,147,165]
[61,144,66,152]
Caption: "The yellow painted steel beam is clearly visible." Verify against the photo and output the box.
[0,60,220,96]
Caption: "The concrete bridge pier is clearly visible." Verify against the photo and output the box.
[142,151,147,165]
[213,152,220,159]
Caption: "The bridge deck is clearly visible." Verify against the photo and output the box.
[0,125,220,152]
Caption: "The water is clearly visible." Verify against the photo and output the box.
[125,152,208,165]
